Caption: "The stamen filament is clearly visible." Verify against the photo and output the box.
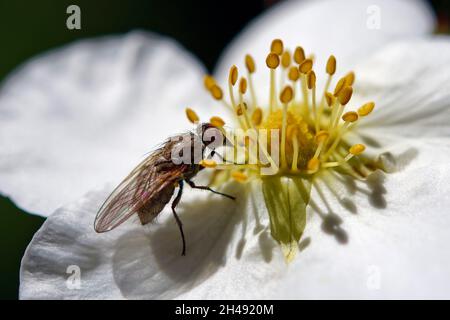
[291,133,299,172]
[245,54,258,109]
[280,86,294,168]
[266,53,280,113]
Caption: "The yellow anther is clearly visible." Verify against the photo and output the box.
[204,75,216,90]
[307,158,320,172]
[210,84,223,100]
[251,107,263,126]
[315,130,329,143]
[210,116,225,127]
[229,65,238,86]
[358,102,375,116]
[271,39,284,55]
[333,77,346,96]
[299,58,313,74]
[338,86,353,105]
[281,51,291,68]
[349,144,366,155]
[280,85,294,104]
[185,108,199,124]
[294,46,305,64]
[231,171,248,183]
[239,77,247,94]
[325,92,335,107]
[342,111,358,122]
[245,54,256,73]
[307,70,316,89]
[236,103,245,116]
[266,53,280,69]
[199,159,217,168]
[345,71,355,86]
[288,66,300,81]
[326,55,336,75]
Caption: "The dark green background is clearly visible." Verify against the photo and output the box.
[0,0,447,300]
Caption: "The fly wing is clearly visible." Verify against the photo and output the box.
[94,149,188,233]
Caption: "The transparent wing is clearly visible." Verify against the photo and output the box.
[94,150,188,233]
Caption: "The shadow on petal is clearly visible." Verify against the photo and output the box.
[307,146,419,247]
[111,183,246,299]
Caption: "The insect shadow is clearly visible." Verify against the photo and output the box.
[111,182,246,299]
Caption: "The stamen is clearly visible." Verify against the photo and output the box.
[231,171,248,183]
[317,55,336,131]
[229,65,238,86]
[344,71,355,86]
[345,144,365,160]
[325,110,357,160]
[266,53,280,112]
[199,159,217,168]
[331,86,353,130]
[299,59,313,74]
[236,103,244,116]
[185,108,199,124]
[245,54,258,108]
[289,127,300,171]
[228,65,238,109]
[307,70,317,131]
[280,85,294,168]
[324,144,366,167]
[280,85,294,104]
[279,50,291,89]
[333,76,347,97]
[338,86,353,105]
[342,111,358,123]
[358,102,375,117]
[252,107,263,126]
[293,46,305,64]
[210,116,225,127]
[326,55,336,75]
[271,39,284,55]
[288,66,300,82]
[307,158,320,173]
[281,50,291,68]
[313,130,329,158]
[245,54,256,73]
[288,66,300,103]
[239,77,247,95]
[299,59,313,118]
[210,84,223,100]
[204,75,216,90]
[324,92,335,107]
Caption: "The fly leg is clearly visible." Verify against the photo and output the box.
[209,150,237,165]
[172,180,186,256]
[185,179,235,200]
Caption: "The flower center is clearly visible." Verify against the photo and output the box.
[186,39,375,181]
[184,39,381,261]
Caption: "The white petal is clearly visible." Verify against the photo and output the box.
[353,37,450,138]
[20,138,450,299]
[0,31,211,216]
[215,0,435,93]
[20,177,284,299]
[269,137,450,298]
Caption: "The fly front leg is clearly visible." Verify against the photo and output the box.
[185,179,235,200]
[172,180,186,256]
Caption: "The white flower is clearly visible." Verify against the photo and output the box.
[1,0,449,299]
